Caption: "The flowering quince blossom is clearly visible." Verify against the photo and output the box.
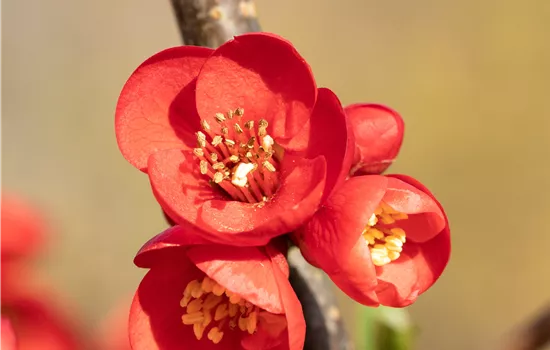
[293,103,450,307]
[115,32,353,246]
[344,103,404,176]
[1,193,84,350]
[295,174,450,308]
[129,225,305,350]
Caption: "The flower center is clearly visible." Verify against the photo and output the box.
[180,276,260,344]
[193,108,280,203]
[362,202,408,266]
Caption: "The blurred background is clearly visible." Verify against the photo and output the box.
[3,0,550,349]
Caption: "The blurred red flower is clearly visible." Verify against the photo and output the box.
[2,267,85,350]
[1,193,46,262]
[115,32,354,247]
[345,104,404,176]
[295,175,450,307]
[1,193,88,350]
[129,226,304,350]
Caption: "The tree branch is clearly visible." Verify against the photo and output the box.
[170,0,261,47]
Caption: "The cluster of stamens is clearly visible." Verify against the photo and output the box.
[194,108,280,203]
[363,202,408,266]
[180,276,260,344]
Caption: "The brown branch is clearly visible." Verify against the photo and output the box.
[504,305,550,350]
[170,0,261,48]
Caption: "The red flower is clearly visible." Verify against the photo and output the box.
[129,225,305,350]
[115,33,352,246]
[295,174,450,307]
[1,193,46,262]
[1,265,87,350]
[345,104,404,175]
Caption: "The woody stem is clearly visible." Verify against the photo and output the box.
[169,0,261,48]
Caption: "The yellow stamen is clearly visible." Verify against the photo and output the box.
[363,202,409,266]
[212,283,225,296]
[191,108,281,203]
[187,299,203,313]
[208,327,224,344]
[181,277,265,343]
[193,323,206,340]
[214,303,229,321]
[182,311,204,325]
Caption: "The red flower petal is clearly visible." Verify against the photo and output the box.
[287,88,354,203]
[134,225,214,269]
[130,253,240,350]
[115,46,212,171]
[294,176,387,305]
[195,33,317,141]
[375,174,451,307]
[198,155,326,245]
[383,177,446,243]
[346,104,404,175]
[187,245,284,314]
[269,249,306,350]
[147,148,226,233]
[1,193,46,261]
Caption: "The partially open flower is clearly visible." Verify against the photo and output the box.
[345,104,404,175]
[130,226,305,350]
[295,175,450,307]
[116,33,352,246]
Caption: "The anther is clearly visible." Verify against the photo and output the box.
[182,312,204,325]
[229,155,239,163]
[196,131,207,147]
[235,108,244,116]
[234,123,243,134]
[210,153,218,162]
[244,120,254,129]
[212,162,225,170]
[212,135,223,147]
[193,148,204,157]
[212,283,225,296]
[227,110,234,119]
[213,172,224,183]
[201,119,211,132]
[215,113,226,123]
[262,161,276,172]
[221,126,229,135]
[207,327,224,344]
[224,139,236,147]
[200,160,208,175]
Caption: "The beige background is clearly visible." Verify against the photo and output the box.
[3,0,550,349]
